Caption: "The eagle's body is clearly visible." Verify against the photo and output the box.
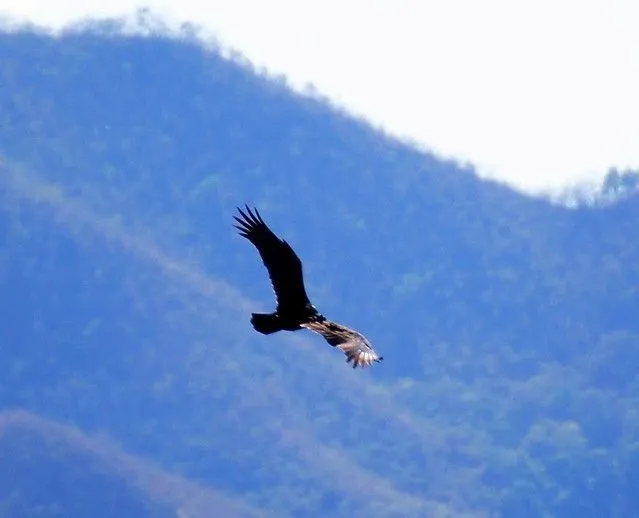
[234,206,383,368]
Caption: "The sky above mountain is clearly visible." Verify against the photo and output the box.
[1,0,637,196]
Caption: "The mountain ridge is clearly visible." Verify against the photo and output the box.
[1,24,637,517]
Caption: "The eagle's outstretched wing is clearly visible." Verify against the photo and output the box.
[233,205,311,313]
[301,320,383,368]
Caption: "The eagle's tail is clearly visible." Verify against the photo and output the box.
[251,313,283,335]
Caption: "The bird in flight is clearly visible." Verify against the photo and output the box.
[234,205,383,368]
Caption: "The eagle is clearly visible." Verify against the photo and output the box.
[234,205,383,368]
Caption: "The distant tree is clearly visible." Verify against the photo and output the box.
[601,167,639,201]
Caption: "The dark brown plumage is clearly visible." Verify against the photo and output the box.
[234,205,383,368]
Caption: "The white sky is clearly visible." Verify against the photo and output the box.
[1,1,638,196]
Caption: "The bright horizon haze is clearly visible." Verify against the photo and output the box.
[1,0,637,197]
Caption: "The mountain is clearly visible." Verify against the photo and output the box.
[1,19,638,517]
[0,411,265,518]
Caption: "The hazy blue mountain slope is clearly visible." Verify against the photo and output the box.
[0,163,459,517]
[0,411,267,518]
[1,25,638,517]
[1,28,636,373]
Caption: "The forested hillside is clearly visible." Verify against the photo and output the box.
[1,22,638,517]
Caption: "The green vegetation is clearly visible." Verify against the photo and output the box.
[0,23,637,517]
